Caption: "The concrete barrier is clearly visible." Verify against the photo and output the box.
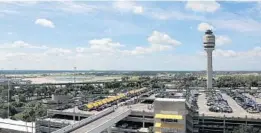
[52,107,115,133]
[86,109,131,133]
[0,118,35,133]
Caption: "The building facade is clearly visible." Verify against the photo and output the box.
[154,98,186,133]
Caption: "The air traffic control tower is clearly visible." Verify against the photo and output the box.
[203,30,215,90]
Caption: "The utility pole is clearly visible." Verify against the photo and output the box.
[73,66,76,123]
[7,80,10,118]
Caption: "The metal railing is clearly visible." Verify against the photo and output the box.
[85,109,131,133]
[52,106,116,133]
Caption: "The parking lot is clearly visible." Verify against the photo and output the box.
[198,93,261,119]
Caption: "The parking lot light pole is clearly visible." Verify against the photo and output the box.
[7,80,10,118]
[142,110,145,128]
[73,66,77,123]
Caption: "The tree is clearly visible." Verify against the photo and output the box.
[11,101,24,108]
[216,75,261,88]
[0,86,5,92]
[1,89,8,101]
[82,84,95,91]
[42,86,48,98]
[34,102,47,118]
[0,109,8,118]
[19,94,26,102]
[54,88,61,95]
[35,88,42,99]
[47,86,56,97]
[24,86,34,101]
[105,82,120,88]
[0,103,17,117]
[121,76,130,81]
[1,89,15,102]
[13,102,47,122]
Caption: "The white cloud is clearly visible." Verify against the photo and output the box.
[242,46,261,57]
[148,31,181,46]
[0,1,38,5]
[211,19,261,32]
[35,18,55,28]
[185,1,220,13]
[0,41,260,70]
[88,38,124,52]
[76,47,85,53]
[0,41,48,49]
[148,6,261,33]
[127,44,172,55]
[74,31,180,56]
[113,0,144,14]
[89,38,124,48]
[5,52,27,58]
[44,48,72,56]
[197,48,261,70]
[198,22,214,32]
[216,35,231,46]
[200,47,261,58]
[57,1,96,13]
[133,6,143,14]
[75,38,124,54]
[0,10,19,14]
[213,49,238,57]
[150,9,204,21]
[126,31,181,55]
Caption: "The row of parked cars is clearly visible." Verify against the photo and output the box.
[227,90,260,113]
[251,92,261,99]
[78,97,128,111]
[117,123,140,130]
[155,91,185,99]
[187,90,199,112]
[78,89,149,112]
[206,92,233,113]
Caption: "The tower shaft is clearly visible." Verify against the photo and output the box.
[206,49,213,89]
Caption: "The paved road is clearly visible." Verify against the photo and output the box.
[71,106,131,133]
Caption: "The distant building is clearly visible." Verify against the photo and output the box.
[42,94,71,104]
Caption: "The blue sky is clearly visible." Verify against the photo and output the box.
[0,1,260,70]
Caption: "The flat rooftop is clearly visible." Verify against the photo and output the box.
[155,98,186,102]
[141,93,157,101]
[148,94,157,99]
[197,93,261,119]
[55,106,103,115]
[43,118,76,125]
[131,103,154,113]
